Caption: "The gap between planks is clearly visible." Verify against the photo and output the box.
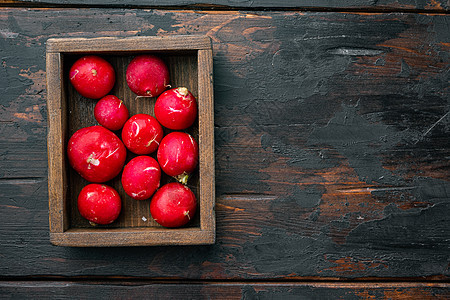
[0,277,449,285]
[218,184,423,199]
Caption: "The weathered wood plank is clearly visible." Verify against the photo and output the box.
[9,0,450,11]
[0,282,448,299]
[0,8,448,279]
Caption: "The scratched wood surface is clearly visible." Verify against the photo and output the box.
[0,6,449,290]
[11,0,450,11]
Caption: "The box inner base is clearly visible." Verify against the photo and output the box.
[63,52,200,230]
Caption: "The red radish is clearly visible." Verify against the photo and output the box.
[69,55,115,99]
[150,182,197,228]
[126,55,170,97]
[121,156,161,201]
[154,87,198,130]
[94,95,129,131]
[121,114,163,155]
[67,125,127,183]
[157,132,198,184]
[78,184,122,225]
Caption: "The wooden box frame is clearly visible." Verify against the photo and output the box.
[46,36,215,247]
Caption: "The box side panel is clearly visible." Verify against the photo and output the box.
[46,36,211,53]
[197,49,215,242]
[50,228,214,247]
[46,52,69,234]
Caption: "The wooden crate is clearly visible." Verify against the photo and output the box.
[46,36,215,246]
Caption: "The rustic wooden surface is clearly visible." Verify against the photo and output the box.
[0,1,449,298]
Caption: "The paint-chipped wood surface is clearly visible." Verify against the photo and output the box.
[0,3,449,298]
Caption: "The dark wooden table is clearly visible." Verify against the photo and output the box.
[1,0,449,298]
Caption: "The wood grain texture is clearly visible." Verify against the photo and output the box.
[9,0,450,11]
[46,36,214,246]
[46,52,67,233]
[198,49,215,234]
[0,281,448,299]
[46,36,212,53]
[0,8,449,278]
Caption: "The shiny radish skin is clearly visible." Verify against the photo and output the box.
[94,95,129,131]
[150,182,197,228]
[78,184,122,225]
[69,55,115,99]
[157,132,198,184]
[121,156,161,201]
[67,126,127,183]
[126,55,170,97]
[154,87,198,130]
[121,114,164,155]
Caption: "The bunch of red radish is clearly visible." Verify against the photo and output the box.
[67,55,198,228]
